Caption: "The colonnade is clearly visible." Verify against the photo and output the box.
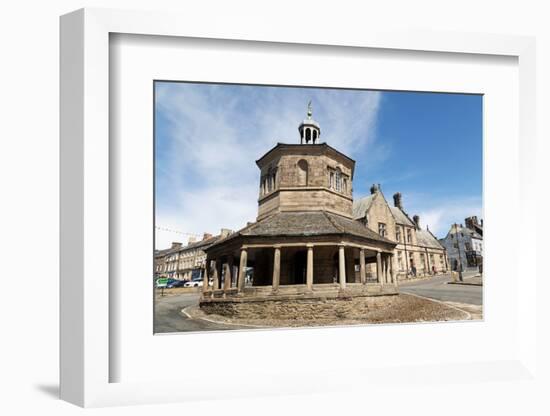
[204,244,397,296]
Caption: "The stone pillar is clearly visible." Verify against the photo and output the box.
[376,251,383,285]
[237,248,248,292]
[389,254,395,285]
[211,259,219,295]
[359,249,366,284]
[202,260,209,294]
[338,245,346,290]
[223,258,232,291]
[425,248,431,274]
[272,246,281,292]
[306,244,314,291]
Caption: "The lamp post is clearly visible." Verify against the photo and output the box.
[455,223,464,282]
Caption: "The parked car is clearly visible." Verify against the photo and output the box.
[184,277,204,288]
[166,279,187,288]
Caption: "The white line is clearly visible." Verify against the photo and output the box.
[402,292,472,320]
[181,306,267,328]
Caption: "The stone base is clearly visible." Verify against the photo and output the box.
[199,291,399,321]
[200,283,398,319]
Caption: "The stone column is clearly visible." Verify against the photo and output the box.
[237,248,248,292]
[202,260,209,294]
[211,259,219,296]
[306,244,314,291]
[338,245,346,290]
[390,254,397,285]
[272,246,281,292]
[376,251,383,285]
[223,258,232,291]
[359,249,366,284]
[425,248,431,274]
[228,255,234,288]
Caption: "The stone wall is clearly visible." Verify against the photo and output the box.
[200,295,397,321]
[257,151,354,220]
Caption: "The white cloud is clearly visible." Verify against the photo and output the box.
[155,83,383,249]
[414,197,483,238]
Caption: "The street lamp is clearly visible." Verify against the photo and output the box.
[454,223,464,282]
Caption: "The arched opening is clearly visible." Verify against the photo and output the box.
[305,128,311,143]
[312,129,318,143]
[297,159,308,186]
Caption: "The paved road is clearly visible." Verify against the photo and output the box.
[399,273,483,305]
[154,292,249,333]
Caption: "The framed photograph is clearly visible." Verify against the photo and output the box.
[60,8,537,408]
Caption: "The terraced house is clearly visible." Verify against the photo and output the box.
[154,230,232,281]
[353,186,448,280]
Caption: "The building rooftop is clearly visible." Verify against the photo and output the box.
[208,210,396,249]
[416,228,445,249]
[352,194,375,219]
[389,206,416,227]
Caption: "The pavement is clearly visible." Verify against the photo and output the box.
[154,292,250,333]
[155,273,483,333]
[399,272,483,306]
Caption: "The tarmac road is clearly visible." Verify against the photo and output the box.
[154,292,249,333]
[399,273,483,306]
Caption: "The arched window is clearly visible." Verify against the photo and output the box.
[297,159,308,186]
[305,128,311,143]
[312,129,318,143]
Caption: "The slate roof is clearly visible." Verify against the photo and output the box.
[155,235,224,258]
[352,194,375,219]
[448,225,483,240]
[389,206,416,227]
[416,229,445,249]
[209,211,396,249]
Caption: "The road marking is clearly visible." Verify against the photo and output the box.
[402,292,473,320]
[181,306,267,328]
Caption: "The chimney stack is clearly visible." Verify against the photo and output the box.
[202,232,213,241]
[393,192,403,210]
[370,183,380,194]
[187,235,197,245]
[465,216,479,230]
[171,242,182,249]
[413,215,420,229]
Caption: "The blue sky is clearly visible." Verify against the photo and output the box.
[155,82,482,249]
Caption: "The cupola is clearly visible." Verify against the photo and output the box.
[298,101,321,144]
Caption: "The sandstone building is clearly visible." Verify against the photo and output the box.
[353,186,448,280]
[154,229,232,281]
[201,105,399,305]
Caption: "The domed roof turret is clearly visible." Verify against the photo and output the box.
[298,101,321,144]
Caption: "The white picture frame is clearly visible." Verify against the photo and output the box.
[60,8,537,408]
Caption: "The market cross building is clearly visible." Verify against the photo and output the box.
[201,104,399,305]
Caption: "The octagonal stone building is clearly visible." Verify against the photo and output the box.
[200,104,398,305]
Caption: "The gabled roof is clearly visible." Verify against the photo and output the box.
[389,206,416,227]
[207,210,396,249]
[416,228,445,249]
[446,225,483,240]
[352,194,375,219]
[353,192,416,227]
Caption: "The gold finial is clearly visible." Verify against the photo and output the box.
[307,100,312,118]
